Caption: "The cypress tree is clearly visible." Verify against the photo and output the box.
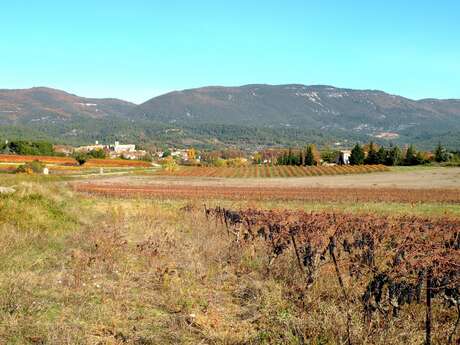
[288,148,293,165]
[305,145,315,166]
[386,146,402,166]
[298,150,304,166]
[377,147,387,164]
[434,142,449,162]
[404,145,417,165]
[365,142,379,164]
[349,144,365,165]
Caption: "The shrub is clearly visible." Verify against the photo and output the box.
[88,149,106,159]
[15,160,45,174]
[386,146,402,166]
[212,158,228,167]
[73,152,88,165]
[161,156,178,172]
[434,143,449,163]
[227,158,249,167]
[404,145,418,165]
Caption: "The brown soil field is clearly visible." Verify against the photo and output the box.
[73,183,460,203]
[156,164,389,178]
[83,166,460,189]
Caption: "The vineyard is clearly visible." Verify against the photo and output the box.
[0,154,77,166]
[0,154,152,171]
[156,164,389,178]
[205,207,460,344]
[84,159,152,167]
[73,183,460,204]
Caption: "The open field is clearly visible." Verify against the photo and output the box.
[0,154,77,165]
[157,164,389,178]
[1,167,459,344]
[0,154,153,173]
[96,166,460,189]
[74,184,460,204]
[84,159,152,168]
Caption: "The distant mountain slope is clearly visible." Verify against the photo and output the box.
[0,87,136,123]
[131,84,460,135]
[0,85,459,149]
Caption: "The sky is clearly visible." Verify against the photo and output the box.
[1,0,459,104]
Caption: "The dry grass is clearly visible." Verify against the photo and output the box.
[0,179,458,344]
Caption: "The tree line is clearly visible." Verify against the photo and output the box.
[348,142,454,166]
[256,142,459,166]
[0,140,55,156]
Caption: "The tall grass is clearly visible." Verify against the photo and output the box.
[0,179,458,344]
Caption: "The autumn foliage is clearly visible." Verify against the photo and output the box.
[0,154,77,165]
[157,164,389,178]
[205,207,460,344]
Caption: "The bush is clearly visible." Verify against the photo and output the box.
[141,152,153,162]
[88,149,106,159]
[15,160,45,174]
[161,156,178,172]
[226,158,249,167]
[434,143,449,163]
[73,152,88,165]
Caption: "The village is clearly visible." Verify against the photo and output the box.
[3,137,450,169]
[51,140,355,166]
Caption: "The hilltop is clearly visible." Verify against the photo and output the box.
[1,85,459,149]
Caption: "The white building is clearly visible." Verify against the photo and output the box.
[337,150,352,165]
[111,141,136,153]
[74,142,105,153]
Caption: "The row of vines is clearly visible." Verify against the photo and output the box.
[205,207,460,344]
[157,164,389,178]
[74,184,460,204]
[0,154,77,165]
[0,154,152,169]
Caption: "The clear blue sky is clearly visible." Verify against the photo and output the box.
[1,0,459,103]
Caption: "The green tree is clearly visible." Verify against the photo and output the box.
[365,142,379,164]
[349,144,365,165]
[287,148,294,165]
[88,149,106,159]
[377,147,387,164]
[304,145,315,166]
[7,141,54,156]
[73,152,88,165]
[386,146,402,166]
[298,150,304,166]
[162,148,171,158]
[15,160,45,174]
[434,142,449,163]
[404,145,418,165]
[321,147,340,163]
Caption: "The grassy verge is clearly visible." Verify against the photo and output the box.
[0,179,458,344]
[0,173,74,186]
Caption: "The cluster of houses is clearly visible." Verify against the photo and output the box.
[54,141,198,162]
[54,141,354,165]
[54,141,147,160]
[157,149,198,162]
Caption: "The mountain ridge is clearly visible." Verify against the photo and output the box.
[131,84,460,132]
[0,87,136,122]
[0,84,459,149]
